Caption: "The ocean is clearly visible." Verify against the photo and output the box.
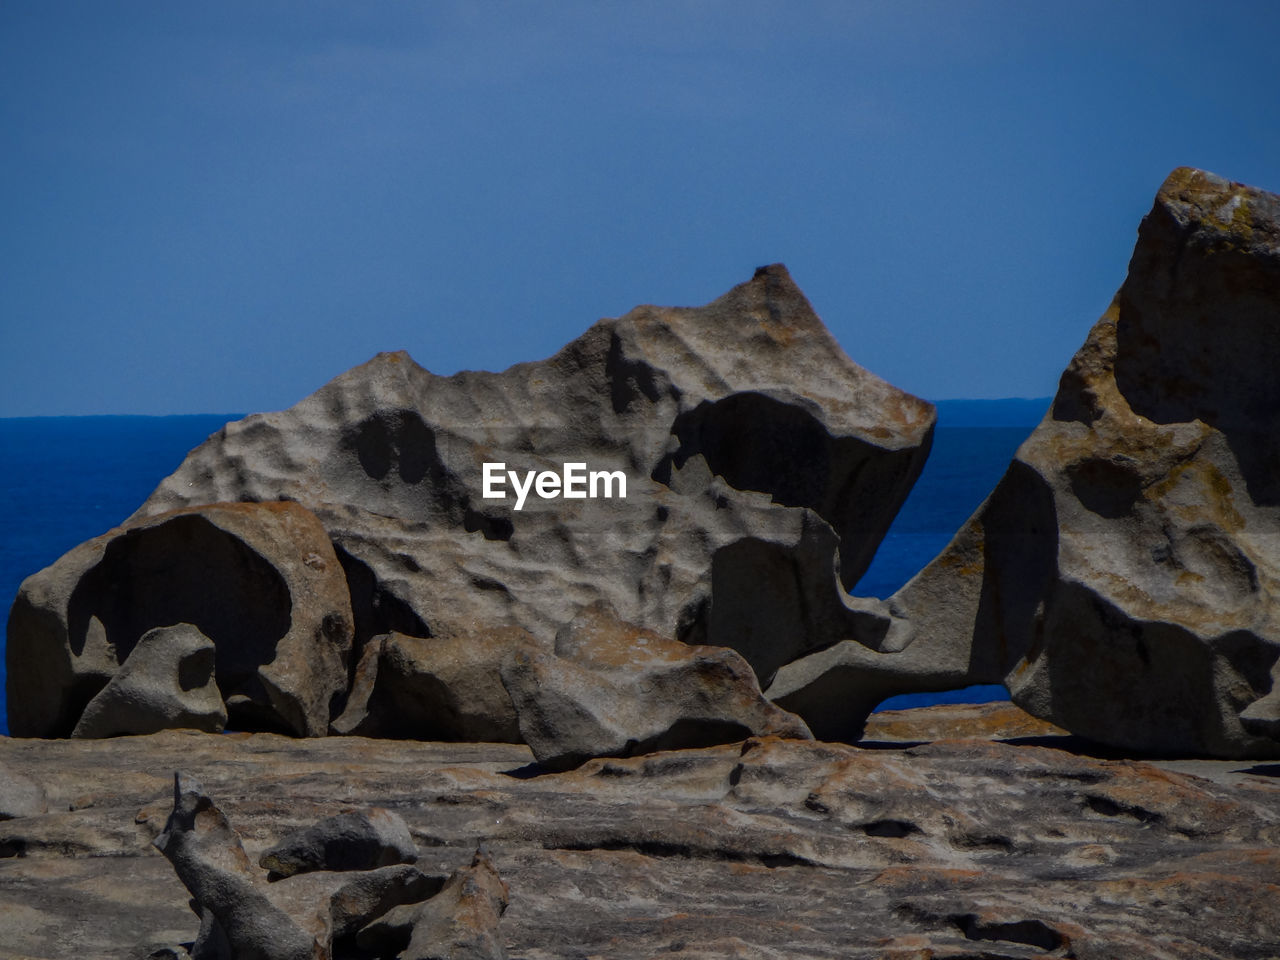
[0,398,1050,735]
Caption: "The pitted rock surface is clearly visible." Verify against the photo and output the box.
[127,265,934,684]
[1,709,1278,959]
[771,168,1280,759]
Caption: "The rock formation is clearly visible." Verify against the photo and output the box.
[153,773,326,960]
[395,848,510,960]
[7,264,934,763]
[7,501,354,739]
[9,170,1280,766]
[258,808,419,879]
[500,603,811,770]
[771,168,1280,759]
[126,263,933,679]
[151,771,498,959]
[331,628,538,742]
[71,623,226,739]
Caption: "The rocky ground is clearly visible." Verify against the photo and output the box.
[3,704,1279,959]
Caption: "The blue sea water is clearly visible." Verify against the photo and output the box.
[0,400,1048,735]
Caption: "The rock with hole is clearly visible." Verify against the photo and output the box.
[771,168,1280,758]
[7,501,354,738]
[71,623,226,738]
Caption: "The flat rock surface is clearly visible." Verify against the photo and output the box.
[861,701,1070,743]
[3,704,1279,959]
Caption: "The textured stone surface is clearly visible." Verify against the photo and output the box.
[331,629,539,742]
[501,604,811,770]
[399,848,509,960]
[71,624,226,739]
[0,760,47,820]
[7,501,354,739]
[259,808,418,878]
[152,774,442,959]
[128,265,933,689]
[152,773,323,960]
[771,168,1280,759]
[861,701,1069,744]
[2,709,1278,958]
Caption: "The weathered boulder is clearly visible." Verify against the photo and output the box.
[259,808,418,878]
[128,265,934,685]
[772,168,1280,758]
[398,847,510,960]
[153,773,323,960]
[71,623,226,738]
[501,604,811,770]
[331,628,540,741]
[7,501,354,738]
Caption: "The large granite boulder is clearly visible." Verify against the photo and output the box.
[7,501,354,738]
[501,603,812,770]
[772,168,1280,759]
[128,265,934,684]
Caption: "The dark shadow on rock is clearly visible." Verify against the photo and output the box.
[970,459,1059,680]
[999,733,1169,761]
[334,546,433,714]
[67,515,291,724]
[498,762,558,780]
[655,390,930,589]
[1239,763,1280,778]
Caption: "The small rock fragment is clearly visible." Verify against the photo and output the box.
[325,864,445,942]
[259,807,419,878]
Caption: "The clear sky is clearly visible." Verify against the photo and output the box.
[3,1,1278,416]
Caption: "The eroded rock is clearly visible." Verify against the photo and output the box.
[259,808,418,878]
[7,501,354,738]
[398,847,510,960]
[71,623,226,739]
[331,628,540,742]
[501,605,812,770]
[127,265,933,683]
[772,168,1280,759]
[153,773,457,959]
[152,773,323,960]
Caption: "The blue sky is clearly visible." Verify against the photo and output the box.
[3,1,1278,416]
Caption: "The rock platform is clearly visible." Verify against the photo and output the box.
[2,704,1278,959]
